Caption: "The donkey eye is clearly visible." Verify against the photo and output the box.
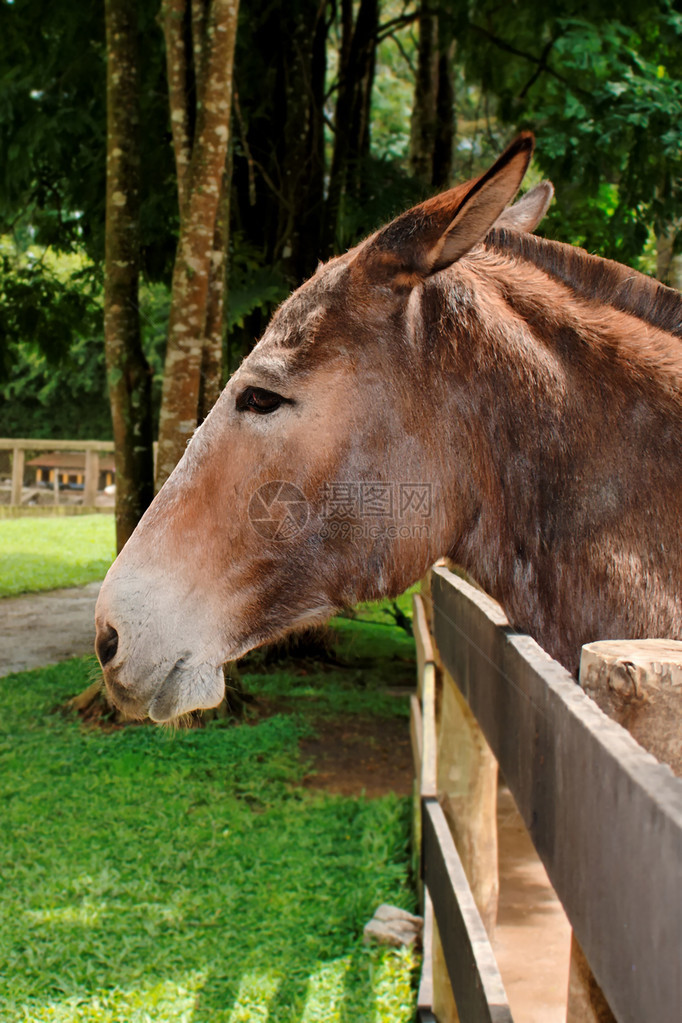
[236,386,285,414]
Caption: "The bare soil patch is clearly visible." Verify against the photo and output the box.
[300,713,413,797]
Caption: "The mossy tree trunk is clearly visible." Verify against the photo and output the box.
[104,0,155,553]
[155,0,239,490]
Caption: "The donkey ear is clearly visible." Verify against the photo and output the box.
[356,133,535,281]
[493,181,554,233]
[425,134,534,272]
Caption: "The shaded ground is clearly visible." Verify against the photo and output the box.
[238,692,414,798]
[0,581,101,676]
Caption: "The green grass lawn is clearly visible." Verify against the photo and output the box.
[0,516,116,597]
[0,654,418,1022]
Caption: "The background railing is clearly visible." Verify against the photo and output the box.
[0,438,115,508]
[412,564,682,1023]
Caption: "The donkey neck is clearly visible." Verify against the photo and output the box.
[422,243,682,673]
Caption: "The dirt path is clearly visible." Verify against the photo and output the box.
[0,581,100,676]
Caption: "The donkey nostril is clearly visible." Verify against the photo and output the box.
[96,624,119,668]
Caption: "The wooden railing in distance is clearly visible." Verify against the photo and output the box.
[416,564,682,1023]
[411,587,514,1023]
[0,438,114,507]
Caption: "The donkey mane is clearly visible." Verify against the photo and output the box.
[485,227,682,344]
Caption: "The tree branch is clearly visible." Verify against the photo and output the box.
[470,23,586,96]
[387,28,416,75]
[377,9,419,42]
[518,36,559,99]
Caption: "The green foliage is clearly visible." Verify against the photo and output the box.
[456,1,682,262]
[0,515,115,596]
[0,251,100,376]
[370,11,417,163]
[0,653,417,1021]
[0,0,177,277]
[0,262,170,440]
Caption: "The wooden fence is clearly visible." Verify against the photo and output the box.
[0,438,114,508]
[411,564,682,1023]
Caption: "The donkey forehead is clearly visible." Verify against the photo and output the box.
[244,257,359,376]
[274,259,353,338]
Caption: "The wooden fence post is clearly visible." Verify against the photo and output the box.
[83,450,100,506]
[11,446,24,506]
[415,571,500,1020]
[566,638,682,1023]
[437,672,499,934]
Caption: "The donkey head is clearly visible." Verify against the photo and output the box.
[95,134,552,721]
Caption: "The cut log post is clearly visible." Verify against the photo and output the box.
[11,446,24,506]
[83,450,100,506]
[566,639,682,1023]
[580,639,682,776]
[53,468,60,505]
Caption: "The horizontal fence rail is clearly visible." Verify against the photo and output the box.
[429,566,682,1023]
[0,439,115,451]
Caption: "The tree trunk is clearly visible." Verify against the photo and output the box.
[656,223,682,289]
[409,5,439,186]
[323,0,379,255]
[230,0,327,297]
[155,0,239,490]
[432,38,456,189]
[410,5,456,190]
[104,0,154,553]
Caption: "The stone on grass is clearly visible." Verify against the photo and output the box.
[363,903,423,948]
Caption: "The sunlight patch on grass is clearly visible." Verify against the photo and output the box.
[0,515,115,596]
[24,903,102,927]
[22,972,205,1022]
[300,956,350,1022]
[227,971,281,1022]
[371,947,419,1022]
